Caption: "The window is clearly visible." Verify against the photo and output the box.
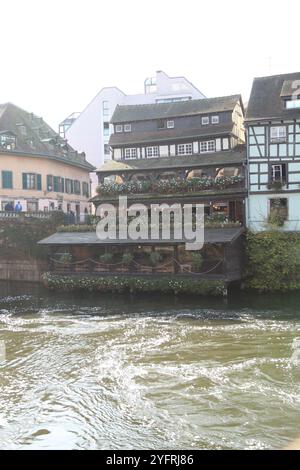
[124,124,132,132]
[22,173,42,190]
[270,198,288,221]
[167,120,174,129]
[103,122,110,136]
[270,126,286,143]
[146,146,159,158]
[2,171,13,189]
[27,201,38,213]
[157,120,165,129]
[47,175,53,191]
[65,179,74,194]
[202,117,209,125]
[286,99,300,109]
[102,100,109,117]
[116,125,123,133]
[53,176,64,193]
[104,144,110,155]
[200,140,216,153]
[212,115,219,124]
[20,125,27,136]
[74,180,81,195]
[125,148,137,159]
[177,143,193,155]
[0,133,16,150]
[82,182,90,198]
[271,164,287,182]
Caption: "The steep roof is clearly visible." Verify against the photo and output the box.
[0,103,95,171]
[245,72,300,122]
[109,123,234,146]
[111,95,242,123]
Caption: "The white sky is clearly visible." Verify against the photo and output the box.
[0,0,299,131]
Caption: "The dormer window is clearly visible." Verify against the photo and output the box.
[202,116,209,125]
[211,115,219,124]
[0,132,16,150]
[116,125,123,133]
[285,99,300,109]
[270,126,286,143]
[167,120,174,129]
[124,124,132,132]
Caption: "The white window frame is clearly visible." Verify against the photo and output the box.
[272,164,285,182]
[146,146,159,158]
[200,140,216,153]
[177,143,193,155]
[211,115,219,124]
[286,99,300,109]
[124,148,137,159]
[167,120,174,129]
[116,125,123,133]
[124,124,132,132]
[202,116,209,125]
[270,126,286,142]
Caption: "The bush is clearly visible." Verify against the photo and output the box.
[245,231,300,292]
[42,272,226,297]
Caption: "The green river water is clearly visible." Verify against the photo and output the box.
[0,281,299,450]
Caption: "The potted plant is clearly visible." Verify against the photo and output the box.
[99,252,114,264]
[122,252,134,267]
[267,180,284,191]
[191,252,203,272]
[149,251,162,267]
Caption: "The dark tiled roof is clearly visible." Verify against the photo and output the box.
[0,103,95,171]
[245,72,300,122]
[111,95,242,123]
[97,146,246,173]
[38,227,245,245]
[109,123,233,146]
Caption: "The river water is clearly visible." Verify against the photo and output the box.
[0,281,299,450]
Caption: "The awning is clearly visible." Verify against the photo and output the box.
[38,227,244,246]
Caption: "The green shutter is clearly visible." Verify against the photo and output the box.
[37,174,42,191]
[22,173,28,189]
[71,180,74,194]
[2,171,13,189]
[53,176,59,192]
[61,178,65,193]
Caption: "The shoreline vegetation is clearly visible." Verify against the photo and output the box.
[42,273,227,296]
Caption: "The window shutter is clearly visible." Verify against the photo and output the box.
[70,180,74,194]
[22,173,28,189]
[2,171,13,189]
[37,174,42,191]
[53,176,59,192]
[61,178,65,193]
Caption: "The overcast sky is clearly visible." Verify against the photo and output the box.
[0,0,299,131]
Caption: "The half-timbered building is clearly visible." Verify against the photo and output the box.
[246,72,300,231]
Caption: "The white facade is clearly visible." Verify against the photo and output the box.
[246,121,300,231]
[61,71,205,195]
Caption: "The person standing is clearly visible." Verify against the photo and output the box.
[15,201,22,212]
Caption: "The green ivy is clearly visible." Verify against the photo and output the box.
[245,231,300,292]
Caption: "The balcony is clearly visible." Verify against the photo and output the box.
[96,176,245,199]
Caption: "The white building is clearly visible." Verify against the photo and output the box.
[246,72,300,231]
[60,71,205,194]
